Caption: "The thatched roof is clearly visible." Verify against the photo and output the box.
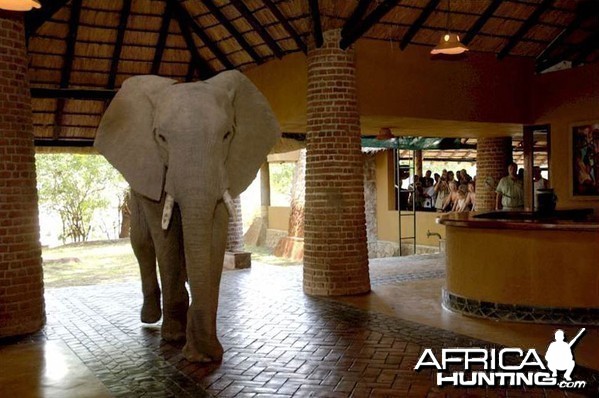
[27,0,599,147]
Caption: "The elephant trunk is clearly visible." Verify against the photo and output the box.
[178,197,227,362]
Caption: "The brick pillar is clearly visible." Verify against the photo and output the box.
[414,150,423,178]
[476,137,512,211]
[226,196,243,252]
[303,29,370,296]
[0,13,45,337]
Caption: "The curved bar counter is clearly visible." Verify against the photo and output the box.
[439,210,599,325]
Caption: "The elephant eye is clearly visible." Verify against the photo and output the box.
[223,131,231,140]
[157,134,166,142]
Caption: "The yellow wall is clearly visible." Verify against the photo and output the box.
[374,151,446,246]
[532,62,599,212]
[268,206,291,231]
[245,40,535,134]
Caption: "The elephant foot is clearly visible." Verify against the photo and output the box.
[161,318,186,342]
[141,294,162,324]
[182,340,224,364]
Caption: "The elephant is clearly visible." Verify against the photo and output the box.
[94,70,280,362]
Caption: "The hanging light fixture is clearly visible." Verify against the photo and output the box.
[376,127,395,140]
[431,0,468,55]
[0,0,41,11]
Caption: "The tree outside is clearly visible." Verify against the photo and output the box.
[36,153,127,246]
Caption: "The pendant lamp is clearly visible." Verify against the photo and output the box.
[376,127,394,140]
[431,0,468,55]
[0,0,41,11]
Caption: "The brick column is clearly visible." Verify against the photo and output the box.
[0,13,45,337]
[476,137,512,211]
[303,29,370,296]
[226,196,243,252]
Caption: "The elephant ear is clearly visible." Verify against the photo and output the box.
[95,75,177,201]
[207,70,281,198]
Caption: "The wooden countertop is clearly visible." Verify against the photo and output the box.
[438,209,599,232]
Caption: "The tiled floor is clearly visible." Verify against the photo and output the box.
[1,254,598,397]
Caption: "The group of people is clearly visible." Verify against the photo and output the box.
[408,169,476,213]
[407,163,549,213]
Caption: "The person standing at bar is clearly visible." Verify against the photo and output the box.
[495,162,524,210]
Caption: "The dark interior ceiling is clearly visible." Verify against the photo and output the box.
[24,0,599,147]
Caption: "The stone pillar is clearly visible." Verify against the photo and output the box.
[476,137,513,211]
[414,150,423,178]
[260,162,270,227]
[274,149,305,260]
[0,13,45,337]
[363,154,378,258]
[303,29,370,296]
[226,196,244,252]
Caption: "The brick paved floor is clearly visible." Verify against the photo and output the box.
[9,255,599,397]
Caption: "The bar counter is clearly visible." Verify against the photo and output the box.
[438,210,599,325]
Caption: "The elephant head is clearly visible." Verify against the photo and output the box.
[95,70,280,362]
[95,70,279,212]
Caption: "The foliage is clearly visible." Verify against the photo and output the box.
[36,154,127,244]
[269,162,295,205]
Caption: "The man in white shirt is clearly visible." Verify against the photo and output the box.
[495,162,524,210]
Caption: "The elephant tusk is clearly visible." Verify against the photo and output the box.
[162,194,175,230]
[223,190,236,221]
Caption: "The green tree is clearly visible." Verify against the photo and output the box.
[36,154,126,244]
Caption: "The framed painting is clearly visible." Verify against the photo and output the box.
[571,122,599,198]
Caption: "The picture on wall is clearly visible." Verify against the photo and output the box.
[572,122,599,197]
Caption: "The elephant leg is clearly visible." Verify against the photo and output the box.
[130,191,161,323]
[182,202,227,363]
[138,193,189,342]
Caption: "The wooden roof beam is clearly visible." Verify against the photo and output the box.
[107,0,132,89]
[25,0,70,39]
[229,0,284,59]
[262,0,307,53]
[536,1,599,63]
[497,0,554,59]
[203,0,263,64]
[572,32,599,66]
[400,0,440,50]
[461,0,502,45]
[55,0,83,141]
[340,0,401,50]
[31,87,117,100]
[173,7,215,81]
[537,30,599,72]
[151,0,174,75]
[342,0,371,37]
[308,0,323,48]
[170,0,234,70]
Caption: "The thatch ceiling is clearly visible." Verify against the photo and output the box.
[26,0,599,147]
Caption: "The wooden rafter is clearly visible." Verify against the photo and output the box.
[536,30,599,72]
[31,87,116,100]
[203,0,263,64]
[173,6,215,81]
[25,0,70,39]
[497,0,554,59]
[54,0,83,141]
[461,0,502,45]
[536,1,599,63]
[107,0,132,89]
[342,0,371,37]
[262,0,307,53]
[170,0,234,70]
[308,0,323,48]
[151,0,174,75]
[399,0,439,50]
[340,0,401,50]
[572,31,599,66]
[229,0,284,59]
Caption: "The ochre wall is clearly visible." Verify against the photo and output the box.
[245,40,535,134]
[354,42,534,126]
[532,62,599,212]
